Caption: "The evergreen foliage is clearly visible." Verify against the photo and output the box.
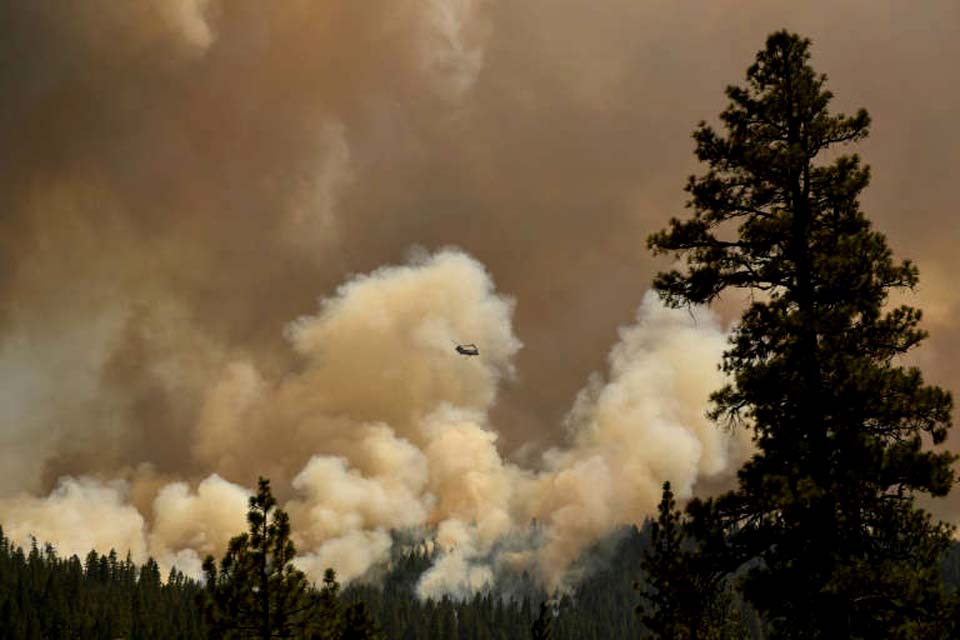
[531,600,553,640]
[5,520,960,638]
[340,601,383,640]
[637,481,689,638]
[637,482,746,640]
[346,524,658,640]
[200,477,383,640]
[0,525,207,639]
[201,477,321,638]
[648,30,957,638]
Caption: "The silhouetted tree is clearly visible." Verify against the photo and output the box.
[313,568,344,640]
[637,482,689,638]
[531,600,553,640]
[648,30,957,638]
[637,482,743,640]
[202,477,321,639]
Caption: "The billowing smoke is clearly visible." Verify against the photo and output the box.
[0,477,148,563]
[2,0,957,597]
[0,249,748,592]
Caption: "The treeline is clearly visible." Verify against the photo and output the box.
[0,528,205,639]
[346,526,652,640]
[0,521,682,640]
[0,520,656,639]
[4,519,960,639]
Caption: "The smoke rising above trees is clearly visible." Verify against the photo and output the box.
[0,249,749,594]
[2,0,959,600]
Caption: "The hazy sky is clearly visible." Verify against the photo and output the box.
[1,0,959,586]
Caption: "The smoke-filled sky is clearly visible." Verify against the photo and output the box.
[1,1,958,593]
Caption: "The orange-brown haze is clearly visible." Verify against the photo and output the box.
[0,1,957,594]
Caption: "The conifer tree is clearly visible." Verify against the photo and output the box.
[637,482,742,640]
[637,482,689,638]
[313,568,345,640]
[202,477,322,639]
[648,30,957,638]
[531,600,553,640]
[340,601,384,640]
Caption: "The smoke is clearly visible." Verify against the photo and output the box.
[2,0,957,596]
[148,475,251,573]
[0,478,148,564]
[0,248,747,592]
[418,0,490,100]
[522,293,745,586]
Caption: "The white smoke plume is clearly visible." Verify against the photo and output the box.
[0,248,748,596]
[523,293,749,587]
[0,477,148,564]
[148,474,251,573]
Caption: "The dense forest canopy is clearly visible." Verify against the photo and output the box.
[5,522,960,639]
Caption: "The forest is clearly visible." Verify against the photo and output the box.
[3,28,960,639]
[3,518,960,639]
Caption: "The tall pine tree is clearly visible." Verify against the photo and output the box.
[648,31,956,638]
[637,482,742,640]
[637,482,689,639]
[201,477,321,639]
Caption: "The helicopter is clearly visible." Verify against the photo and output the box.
[455,343,480,357]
